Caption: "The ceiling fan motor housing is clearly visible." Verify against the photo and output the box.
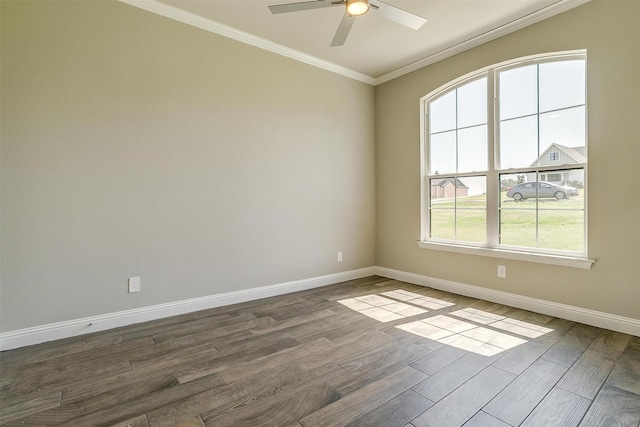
[346,0,369,16]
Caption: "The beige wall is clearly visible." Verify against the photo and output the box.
[0,1,376,331]
[376,0,640,320]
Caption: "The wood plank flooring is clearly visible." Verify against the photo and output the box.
[1,276,638,426]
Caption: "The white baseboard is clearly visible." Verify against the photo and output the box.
[3,265,636,351]
[375,266,640,337]
[0,267,376,351]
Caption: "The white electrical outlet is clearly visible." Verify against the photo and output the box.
[337,251,343,262]
[128,276,141,293]
[497,265,507,279]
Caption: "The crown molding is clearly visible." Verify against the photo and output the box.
[374,0,592,85]
[118,0,376,85]
[119,0,590,87]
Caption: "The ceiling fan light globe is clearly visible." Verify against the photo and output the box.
[346,0,369,16]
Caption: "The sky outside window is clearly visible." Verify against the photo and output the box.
[429,60,586,179]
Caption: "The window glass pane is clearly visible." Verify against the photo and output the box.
[430,178,459,201]
[459,176,487,203]
[430,176,486,243]
[430,91,456,133]
[539,106,586,164]
[500,173,528,204]
[499,169,585,252]
[430,209,455,240]
[458,77,487,128]
[540,169,585,210]
[538,210,584,251]
[458,125,487,173]
[499,64,537,120]
[455,176,486,243]
[430,131,456,174]
[500,210,537,248]
[539,60,585,112]
[456,210,486,243]
[499,116,538,169]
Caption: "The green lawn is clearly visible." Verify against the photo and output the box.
[429,191,584,251]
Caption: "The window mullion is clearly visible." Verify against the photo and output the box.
[421,101,428,241]
[454,88,459,241]
[487,70,498,246]
[535,64,541,248]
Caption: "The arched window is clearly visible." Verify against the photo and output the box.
[420,52,590,268]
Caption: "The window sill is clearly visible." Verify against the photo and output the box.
[417,241,594,269]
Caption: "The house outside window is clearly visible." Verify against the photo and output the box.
[420,51,591,268]
[430,178,469,199]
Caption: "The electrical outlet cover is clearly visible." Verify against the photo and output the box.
[497,265,507,279]
[128,277,141,292]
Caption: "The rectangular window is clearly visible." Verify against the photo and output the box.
[427,77,488,244]
[500,169,584,252]
[421,52,590,268]
[497,59,586,253]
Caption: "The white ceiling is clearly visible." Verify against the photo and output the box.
[121,0,589,85]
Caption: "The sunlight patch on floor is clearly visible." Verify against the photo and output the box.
[397,307,553,356]
[449,307,505,324]
[490,318,554,338]
[338,294,428,322]
[381,289,456,310]
[338,291,554,356]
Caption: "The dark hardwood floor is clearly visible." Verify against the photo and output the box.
[1,276,639,426]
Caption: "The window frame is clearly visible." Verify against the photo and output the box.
[419,51,593,269]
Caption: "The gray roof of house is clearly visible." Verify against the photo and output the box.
[433,178,468,188]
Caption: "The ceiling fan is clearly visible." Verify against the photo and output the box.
[268,0,427,47]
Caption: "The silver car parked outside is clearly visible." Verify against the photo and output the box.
[506,181,579,200]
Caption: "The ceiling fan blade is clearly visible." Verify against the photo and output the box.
[268,0,341,14]
[370,0,427,30]
[330,12,356,47]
